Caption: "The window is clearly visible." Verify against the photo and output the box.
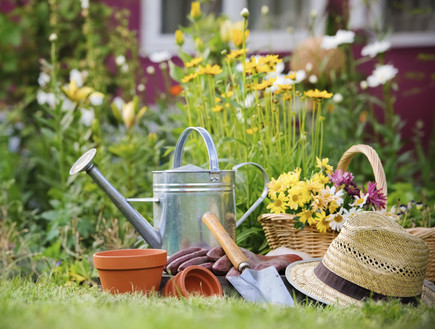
[140,0,435,56]
[140,0,326,56]
[349,0,435,47]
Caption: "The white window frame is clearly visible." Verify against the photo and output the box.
[349,0,435,47]
[140,0,327,56]
[140,0,435,57]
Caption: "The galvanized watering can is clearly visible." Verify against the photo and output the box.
[69,127,269,256]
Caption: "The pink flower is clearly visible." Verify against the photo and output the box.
[363,182,387,210]
[328,169,360,196]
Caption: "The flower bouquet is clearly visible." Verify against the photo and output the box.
[265,157,388,234]
[258,144,393,257]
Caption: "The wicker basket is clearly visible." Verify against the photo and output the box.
[406,227,435,281]
[259,144,435,281]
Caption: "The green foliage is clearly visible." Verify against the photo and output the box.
[0,0,174,280]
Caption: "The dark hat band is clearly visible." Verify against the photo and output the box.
[314,261,420,305]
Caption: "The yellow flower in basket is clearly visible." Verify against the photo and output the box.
[266,158,389,233]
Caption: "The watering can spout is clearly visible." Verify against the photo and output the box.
[69,149,163,249]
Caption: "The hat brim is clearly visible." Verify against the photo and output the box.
[285,259,435,307]
[285,258,360,307]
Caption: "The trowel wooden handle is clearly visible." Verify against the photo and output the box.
[202,212,249,272]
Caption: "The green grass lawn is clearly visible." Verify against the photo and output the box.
[1,278,434,329]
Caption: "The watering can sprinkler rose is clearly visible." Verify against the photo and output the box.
[70,127,269,255]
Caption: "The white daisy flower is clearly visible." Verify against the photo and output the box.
[37,90,56,109]
[361,40,391,58]
[80,108,95,127]
[351,193,369,208]
[89,92,104,106]
[146,66,155,75]
[121,63,129,73]
[287,70,306,85]
[321,30,355,49]
[61,97,75,111]
[308,74,318,84]
[70,69,84,87]
[367,64,398,88]
[115,55,126,66]
[244,93,255,108]
[80,0,89,9]
[38,72,50,87]
[333,93,343,103]
[149,51,171,63]
[305,62,313,72]
[328,209,347,231]
[343,207,362,220]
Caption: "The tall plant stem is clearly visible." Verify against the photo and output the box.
[50,39,65,190]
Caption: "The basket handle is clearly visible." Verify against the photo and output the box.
[336,144,388,203]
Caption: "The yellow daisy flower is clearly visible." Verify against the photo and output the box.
[316,157,333,174]
[304,89,333,99]
[285,72,297,80]
[197,64,222,75]
[297,209,316,225]
[246,127,259,135]
[304,179,323,194]
[267,177,287,196]
[287,186,309,210]
[312,172,329,185]
[315,211,331,233]
[212,105,223,112]
[282,92,292,101]
[181,72,198,83]
[227,49,249,59]
[280,168,301,187]
[311,193,328,212]
[329,200,339,213]
[266,192,289,214]
[185,57,202,68]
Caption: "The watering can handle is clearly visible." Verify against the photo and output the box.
[233,162,269,227]
[173,127,220,172]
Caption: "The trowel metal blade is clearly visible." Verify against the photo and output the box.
[227,266,295,307]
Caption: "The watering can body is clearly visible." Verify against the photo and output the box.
[70,127,269,256]
[150,166,237,255]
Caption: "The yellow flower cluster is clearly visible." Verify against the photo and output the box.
[227,49,249,60]
[304,89,333,99]
[253,77,277,91]
[185,57,203,68]
[245,55,282,74]
[198,64,223,76]
[266,158,347,233]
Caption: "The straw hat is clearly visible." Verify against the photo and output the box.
[286,212,433,306]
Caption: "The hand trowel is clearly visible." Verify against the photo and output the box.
[202,212,295,306]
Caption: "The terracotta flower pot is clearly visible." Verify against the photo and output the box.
[93,249,167,294]
[162,265,223,298]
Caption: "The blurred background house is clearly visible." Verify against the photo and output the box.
[107,0,435,145]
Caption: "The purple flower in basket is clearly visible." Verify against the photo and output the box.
[363,181,387,210]
[328,169,360,196]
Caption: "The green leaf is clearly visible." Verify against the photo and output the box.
[168,60,185,82]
